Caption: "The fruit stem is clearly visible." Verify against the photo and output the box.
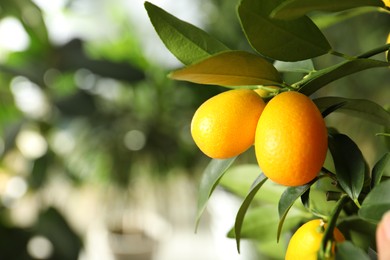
[358,43,390,59]
[330,43,390,60]
[320,167,338,184]
[375,132,390,137]
[329,50,356,60]
[326,191,342,201]
[318,194,349,260]
[259,86,279,92]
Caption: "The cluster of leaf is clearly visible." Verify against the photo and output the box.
[146,0,390,258]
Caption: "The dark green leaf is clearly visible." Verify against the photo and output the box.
[271,0,384,20]
[145,2,229,65]
[387,48,390,62]
[359,180,390,223]
[235,173,267,252]
[0,225,32,260]
[301,187,311,208]
[314,97,390,128]
[371,153,390,187]
[338,217,377,250]
[195,158,236,230]
[319,101,349,118]
[1,122,23,158]
[328,134,365,204]
[29,153,50,190]
[56,39,146,82]
[35,207,83,260]
[298,59,390,95]
[169,51,282,87]
[277,182,313,241]
[238,0,331,61]
[55,90,96,117]
[336,241,370,260]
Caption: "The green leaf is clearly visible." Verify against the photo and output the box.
[359,180,390,223]
[0,97,21,135]
[35,207,83,260]
[318,195,350,258]
[338,217,377,250]
[169,51,282,87]
[387,47,390,62]
[336,241,370,260]
[145,2,229,65]
[277,182,313,241]
[328,134,365,204]
[311,7,382,30]
[274,59,315,73]
[314,97,390,128]
[384,106,390,151]
[238,0,331,61]
[227,205,303,242]
[1,0,50,52]
[219,164,261,198]
[256,237,289,259]
[1,122,22,158]
[219,164,292,203]
[309,187,338,217]
[195,158,236,230]
[372,153,390,187]
[228,206,277,240]
[271,0,384,20]
[235,173,268,252]
[298,58,390,95]
[29,153,50,190]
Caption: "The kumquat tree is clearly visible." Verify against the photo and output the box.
[146,0,390,259]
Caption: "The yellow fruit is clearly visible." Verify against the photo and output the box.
[285,219,345,260]
[255,91,327,186]
[191,89,266,159]
[384,0,390,8]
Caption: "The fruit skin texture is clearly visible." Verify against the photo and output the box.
[255,91,327,186]
[191,89,266,159]
[285,219,345,260]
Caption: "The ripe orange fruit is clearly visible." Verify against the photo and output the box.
[285,219,345,260]
[191,89,266,159]
[255,91,327,186]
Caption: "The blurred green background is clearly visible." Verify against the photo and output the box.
[0,0,388,259]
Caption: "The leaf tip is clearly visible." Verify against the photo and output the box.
[167,71,175,79]
[235,238,241,254]
[144,1,152,11]
[194,218,200,233]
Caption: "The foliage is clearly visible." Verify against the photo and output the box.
[0,0,213,258]
[146,0,390,259]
